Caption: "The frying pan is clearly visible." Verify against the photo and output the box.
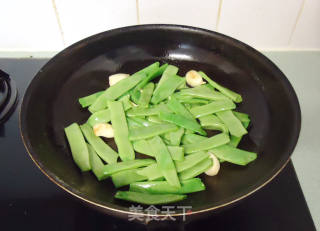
[20,25,301,220]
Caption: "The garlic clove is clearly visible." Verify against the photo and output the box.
[205,152,220,176]
[93,123,114,138]
[109,73,129,86]
[185,70,206,87]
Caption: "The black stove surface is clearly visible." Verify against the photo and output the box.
[0,69,18,124]
[0,59,316,231]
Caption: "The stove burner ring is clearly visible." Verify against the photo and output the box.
[0,70,18,125]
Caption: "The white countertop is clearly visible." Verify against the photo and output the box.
[263,51,320,230]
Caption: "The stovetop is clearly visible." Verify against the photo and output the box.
[0,58,316,231]
[0,69,18,124]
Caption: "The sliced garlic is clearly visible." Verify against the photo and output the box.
[185,70,205,87]
[109,73,129,86]
[131,102,138,107]
[205,152,220,176]
[93,123,114,138]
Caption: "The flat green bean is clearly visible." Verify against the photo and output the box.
[102,159,155,177]
[216,110,247,137]
[137,82,154,107]
[179,85,229,101]
[228,136,242,148]
[174,151,209,172]
[80,123,118,164]
[129,123,178,141]
[89,72,146,113]
[128,117,156,127]
[87,95,132,127]
[87,109,111,127]
[132,139,153,156]
[137,151,209,181]
[159,111,206,136]
[210,145,257,165]
[130,63,167,103]
[167,95,194,120]
[130,178,205,194]
[167,146,184,161]
[163,127,184,146]
[136,163,163,180]
[64,123,91,171]
[111,169,148,188]
[133,139,184,161]
[118,94,134,111]
[147,115,163,124]
[183,133,230,154]
[127,118,143,129]
[126,104,170,117]
[184,129,195,135]
[229,112,250,147]
[87,143,106,180]
[173,93,210,105]
[179,158,212,180]
[181,134,243,163]
[90,62,159,112]
[153,65,179,93]
[151,75,185,104]
[79,91,104,108]
[115,191,186,205]
[176,78,187,89]
[199,71,242,103]
[149,136,180,188]
[181,133,231,167]
[199,114,228,133]
[109,101,135,161]
[179,98,209,105]
[234,111,250,128]
[190,100,236,118]
[181,133,207,145]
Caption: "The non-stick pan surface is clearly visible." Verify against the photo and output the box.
[20,25,301,219]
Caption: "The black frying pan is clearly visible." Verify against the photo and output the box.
[20,25,301,220]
